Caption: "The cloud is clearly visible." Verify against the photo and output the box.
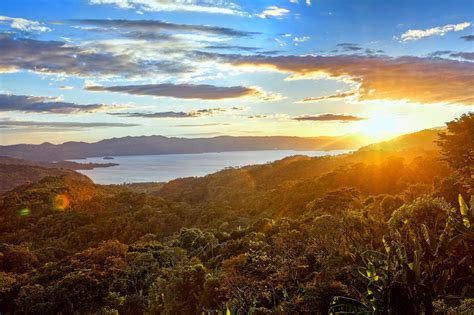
[336,43,363,52]
[59,86,74,90]
[297,91,357,103]
[294,36,310,43]
[258,6,289,19]
[428,50,474,61]
[108,108,227,118]
[0,94,120,114]
[460,35,474,41]
[207,53,474,105]
[204,44,260,52]
[288,0,311,5]
[450,52,474,61]
[0,34,191,78]
[0,120,139,129]
[85,83,278,101]
[74,19,258,38]
[427,50,453,57]
[174,123,231,127]
[292,114,367,122]
[400,22,471,41]
[0,16,51,33]
[89,0,243,15]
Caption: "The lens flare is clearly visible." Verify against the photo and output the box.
[53,194,71,211]
[19,208,30,217]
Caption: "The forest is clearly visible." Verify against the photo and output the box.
[0,113,472,314]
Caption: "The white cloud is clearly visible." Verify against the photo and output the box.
[0,16,51,32]
[400,22,471,41]
[293,36,310,43]
[257,6,289,19]
[89,0,243,15]
[289,0,311,5]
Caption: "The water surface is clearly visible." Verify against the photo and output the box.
[72,150,350,184]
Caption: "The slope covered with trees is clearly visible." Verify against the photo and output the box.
[0,113,472,314]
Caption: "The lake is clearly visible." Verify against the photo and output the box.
[72,150,351,184]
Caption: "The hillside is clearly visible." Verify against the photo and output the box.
[0,156,117,170]
[358,128,442,152]
[0,157,115,194]
[0,115,472,314]
[0,164,77,194]
[0,135,367,161]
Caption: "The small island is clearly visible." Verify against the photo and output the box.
[103,156,115,160]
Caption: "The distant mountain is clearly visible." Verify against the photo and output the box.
[0,135,367,161]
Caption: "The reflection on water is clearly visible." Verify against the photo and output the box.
[72,150,351,184]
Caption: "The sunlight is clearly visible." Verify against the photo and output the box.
[360,111,407,142]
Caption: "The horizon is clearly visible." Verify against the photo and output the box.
[1,0,473,145]
[0,125,444,147]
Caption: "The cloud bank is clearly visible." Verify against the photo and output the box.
[89,0,243,15]
[0,94,120,114]
[0,34,190,78]
[86,83,276,100]
[210,53,474,105]
[0,120,138,129]
[109,108,227,118]
[75,19,257,38]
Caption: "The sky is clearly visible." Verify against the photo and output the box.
[0,0,473,145]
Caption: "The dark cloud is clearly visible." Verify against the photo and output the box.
[74,19,258,38]
[0,34,191,77]
[205,44,260,52]
[449,52,474,61]
[336,43,363,52]
[108,108,226,118]
[292,114,366,122]
[428,50,453,57]
[0,120,139,129]
[205,53,474,105]
[460,35,474,41]
[86,83,260,100]
[0,94,119,114]
[298,91,356,103]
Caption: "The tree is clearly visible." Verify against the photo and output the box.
[437,112,474,173]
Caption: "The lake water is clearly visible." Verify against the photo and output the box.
[72,150,351,184]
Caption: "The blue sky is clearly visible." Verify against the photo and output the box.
[0,0,473,144]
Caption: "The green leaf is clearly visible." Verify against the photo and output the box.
[459,194,471,228]
[382,236,391,254]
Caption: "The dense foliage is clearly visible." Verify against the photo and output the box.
[0,113,473,314]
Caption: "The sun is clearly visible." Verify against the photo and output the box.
[360,111,407,142]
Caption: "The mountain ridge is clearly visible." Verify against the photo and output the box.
[0,134,367,161]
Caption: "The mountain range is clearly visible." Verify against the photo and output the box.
[0,134,367,161]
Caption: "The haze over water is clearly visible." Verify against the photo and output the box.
[73,150,350,184]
